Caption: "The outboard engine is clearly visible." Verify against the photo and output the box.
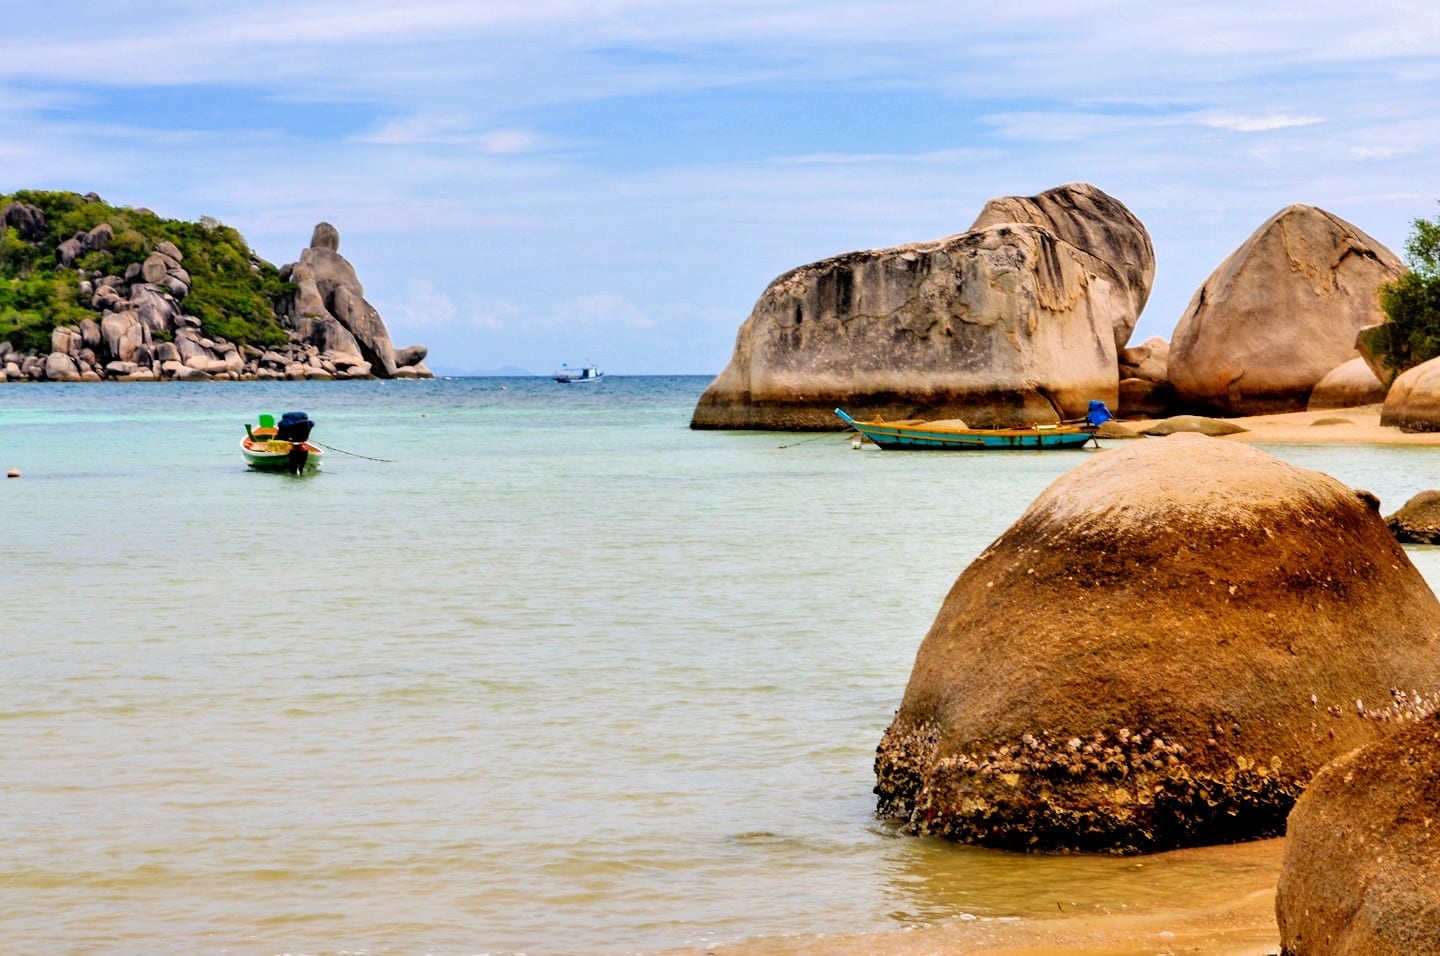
[276,411,315,443]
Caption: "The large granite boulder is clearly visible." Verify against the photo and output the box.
[874,434,1440,853]
[1168,205,1404,416]
[44,351,80,382]
[1,201,47,242]
[1276,712,1440,954]
[100,311,143,363]
[691,183,1154,429]
[276,222,428,379]
[1380,354,1440,431]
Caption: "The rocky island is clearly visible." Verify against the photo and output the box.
[0,190,430,382]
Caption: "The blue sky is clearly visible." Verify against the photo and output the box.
[3,1,1438,374]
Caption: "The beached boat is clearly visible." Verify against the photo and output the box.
[835,402,1111,450]
[554,363,603,383]
[242,411,323,473]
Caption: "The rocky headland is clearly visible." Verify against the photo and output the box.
[0,192,429,382]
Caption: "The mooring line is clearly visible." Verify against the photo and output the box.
[314,441,396,462]
[778,432,851,449]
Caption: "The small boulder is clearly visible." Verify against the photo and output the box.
[310,221,340,251]
[1,200,47,241]
[1385,490,1440,544]
[1119,335,1170,383]
[44,351,81,382]
[140,254,170,284]
[56,237,82,268]
[85,223,113,253]
[1140,415,1249,436]
[394,343,428,368]
[1309,356,1387,410]
[50,326,81,356]
[100,311,143,363]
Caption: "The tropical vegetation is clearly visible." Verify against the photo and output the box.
[1371,205,1440,377]
[0,190,293,354]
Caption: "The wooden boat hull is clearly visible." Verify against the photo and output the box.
[834,408,1097,450]
[241,437,324,472]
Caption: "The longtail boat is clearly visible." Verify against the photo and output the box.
[242,411,323,473]
[834,402,1111,450]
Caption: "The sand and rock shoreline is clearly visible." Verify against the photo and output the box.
[663,410,1440,956]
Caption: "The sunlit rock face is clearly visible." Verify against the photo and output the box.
[1168,205,1404,416]
[690,183,1154,430]
[1277,713,1440,954]
[874,434,1440,853]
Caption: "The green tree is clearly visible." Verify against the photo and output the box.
[1374,205,1440,374]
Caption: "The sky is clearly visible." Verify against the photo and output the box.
[3,1,1438,375]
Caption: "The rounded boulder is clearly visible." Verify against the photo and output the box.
[874,434,1440,852]
[1168,205,1404,416]
[1276,713,1440,954]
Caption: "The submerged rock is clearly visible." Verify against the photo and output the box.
[1385,490,1440,544]
[874,434,1440,853]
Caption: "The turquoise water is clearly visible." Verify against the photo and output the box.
[4,377,1439,955]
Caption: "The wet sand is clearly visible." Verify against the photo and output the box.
[652,835,1284,956]
[660,405,1440,956]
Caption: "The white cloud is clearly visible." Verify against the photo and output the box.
[1198,113,1326,133]
[394,278,461,328]
[357,113,540,152]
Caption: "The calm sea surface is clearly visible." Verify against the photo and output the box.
[5,376,1440,956]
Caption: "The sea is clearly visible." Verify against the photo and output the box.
[5,375,1440,956]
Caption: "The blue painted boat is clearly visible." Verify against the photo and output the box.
[834,403,1110,450]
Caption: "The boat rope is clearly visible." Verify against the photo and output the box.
[778,431,852,449]
[314,441,396,463]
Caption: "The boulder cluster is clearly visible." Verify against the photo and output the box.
[692,184,1435,429]
[692,182,1155,429]
[0,202,430,384]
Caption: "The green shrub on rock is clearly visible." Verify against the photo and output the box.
[1372,205,1440,375]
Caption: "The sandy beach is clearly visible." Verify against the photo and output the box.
[1117,403,1440,446]
[664,404,1440,956]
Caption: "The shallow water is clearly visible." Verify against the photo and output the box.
[3,377,1437,955]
